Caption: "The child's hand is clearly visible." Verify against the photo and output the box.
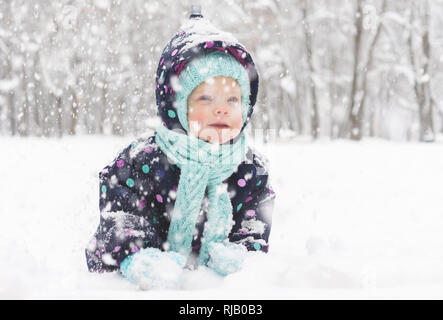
[207,241,247,276]
[119,247,186,290]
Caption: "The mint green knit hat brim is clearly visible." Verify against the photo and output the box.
[174,51,251,133]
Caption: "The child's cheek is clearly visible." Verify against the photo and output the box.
[188,120,201,134]
[198,107,212,128]
[188,105,209,133]
[231,108,243,131]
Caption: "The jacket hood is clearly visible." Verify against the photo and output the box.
[155,14,259,140]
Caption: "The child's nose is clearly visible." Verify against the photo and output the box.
[214,104,229,117]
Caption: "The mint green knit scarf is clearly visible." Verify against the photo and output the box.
[155,125,248,265]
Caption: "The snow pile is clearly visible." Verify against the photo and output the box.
[1,135,443,299]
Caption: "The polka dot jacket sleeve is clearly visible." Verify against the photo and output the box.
[85,138,163,273]
[228,150,276,253]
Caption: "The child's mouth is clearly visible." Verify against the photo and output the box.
[208,123,230,129]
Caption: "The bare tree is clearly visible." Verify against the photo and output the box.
[346,0,365,140]
[301,0,320,139]
[407,0,435,142]
[359,0,386,137]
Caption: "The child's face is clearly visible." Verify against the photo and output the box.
[187,76,243,144]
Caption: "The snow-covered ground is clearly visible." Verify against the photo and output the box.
[1,134,443,299]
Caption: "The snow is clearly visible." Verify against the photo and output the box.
[1,135,443,299]
[173,18,244,55]
[240,219,266,235]
[0,77,20,93]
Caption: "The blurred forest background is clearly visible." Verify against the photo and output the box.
[1,0,443,142]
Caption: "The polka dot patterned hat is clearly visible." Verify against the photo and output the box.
[155,13,259,140]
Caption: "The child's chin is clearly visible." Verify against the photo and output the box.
[199,127,240,144]
[202,136,224,144]
[209,133,237,145]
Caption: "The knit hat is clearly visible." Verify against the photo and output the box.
[173,50,251,133]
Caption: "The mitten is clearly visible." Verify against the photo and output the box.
[120,247,186,290]
[207,241,247,276]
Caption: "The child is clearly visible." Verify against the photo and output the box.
[85,9,276,290]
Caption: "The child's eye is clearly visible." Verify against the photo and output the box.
[228,97,239,103]
[199,95,212,101]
